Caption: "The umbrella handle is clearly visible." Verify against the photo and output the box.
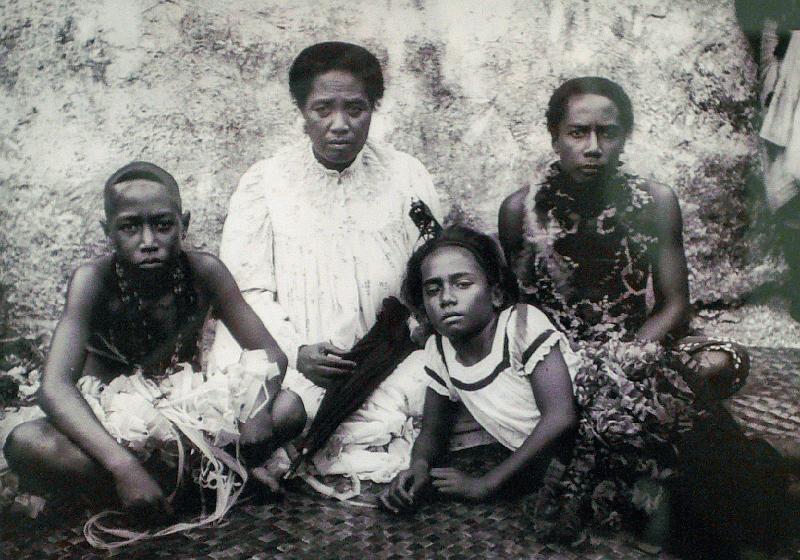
[285,446,309,478]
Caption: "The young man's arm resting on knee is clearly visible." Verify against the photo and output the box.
[37,264,170,514]
[636,183,691,343]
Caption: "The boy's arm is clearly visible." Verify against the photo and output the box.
[38,265,168,512]
[196,252,288,387]
[381,387,455,512]
[636,182,691,343]
[432,347,576,500]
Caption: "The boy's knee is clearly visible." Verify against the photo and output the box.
[694,350,741,398]
[694,349,732,374]
[4,420,51,469]
[271,390,306,438]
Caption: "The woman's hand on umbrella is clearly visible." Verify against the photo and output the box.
[297,342,357,388]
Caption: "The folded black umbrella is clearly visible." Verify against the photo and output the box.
[289,296,420,473]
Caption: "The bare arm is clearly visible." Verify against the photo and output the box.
[431,346,577,500]
[498,187,529,267]
[38,265,168,511]
[39,265,138,472]
[636,183,691,343]
[195,252,288,378]
[410,387,458,471]
[479,347,576,494]
[194,253,288,421]
[380,387,456,512]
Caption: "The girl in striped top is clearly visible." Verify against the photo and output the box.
[380,226,579,511]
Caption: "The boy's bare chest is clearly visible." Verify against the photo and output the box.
[105,293,183,342]
[106,293,180,330]
[90,290,208,377]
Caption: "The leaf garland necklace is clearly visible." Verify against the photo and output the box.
[525,163,658,337]
[113,252,199,378]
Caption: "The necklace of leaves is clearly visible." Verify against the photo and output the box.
[530,164,657,337]
[114,253,198,379]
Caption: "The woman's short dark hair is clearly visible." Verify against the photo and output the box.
[546,77,634,139]
[402,225,519,316]
[288,42,385,108]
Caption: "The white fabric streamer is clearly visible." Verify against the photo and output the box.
[81,350,278,550]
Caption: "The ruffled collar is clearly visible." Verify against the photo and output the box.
[301,137,373,183]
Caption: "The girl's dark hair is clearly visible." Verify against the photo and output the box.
[288,41,385,108]
[402,225,519,316]
[546,76,634,139]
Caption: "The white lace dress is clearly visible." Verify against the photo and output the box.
[209,138,442,482]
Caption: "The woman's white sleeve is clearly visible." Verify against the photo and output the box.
[208,166,307,370]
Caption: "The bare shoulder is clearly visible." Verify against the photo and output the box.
[500,186,530,218]
[69,257,113,297]
[642,180,680,209]
[184,250,228,281]
[638,179,682,233]
[183,250,239,295]
[63,256,114,313]
[498,186,530,255]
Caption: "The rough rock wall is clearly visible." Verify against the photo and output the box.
[0,0,774,330]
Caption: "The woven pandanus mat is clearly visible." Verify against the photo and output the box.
[0,448,677,560]
[1,346,798,560]
[728,347,800,440]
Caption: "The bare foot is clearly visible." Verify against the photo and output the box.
[247,466,284,503]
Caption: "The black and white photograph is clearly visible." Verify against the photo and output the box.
[1,1,799,558]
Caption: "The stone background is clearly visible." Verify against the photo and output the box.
[0,0,781,332]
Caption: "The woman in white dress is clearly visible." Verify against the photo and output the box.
[210,42,442,488]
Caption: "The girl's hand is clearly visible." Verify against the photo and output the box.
[379,463,431,513]
[296,342,356,388]
[430,467,493,501]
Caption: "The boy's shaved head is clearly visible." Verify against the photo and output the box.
[104,161,182,218]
